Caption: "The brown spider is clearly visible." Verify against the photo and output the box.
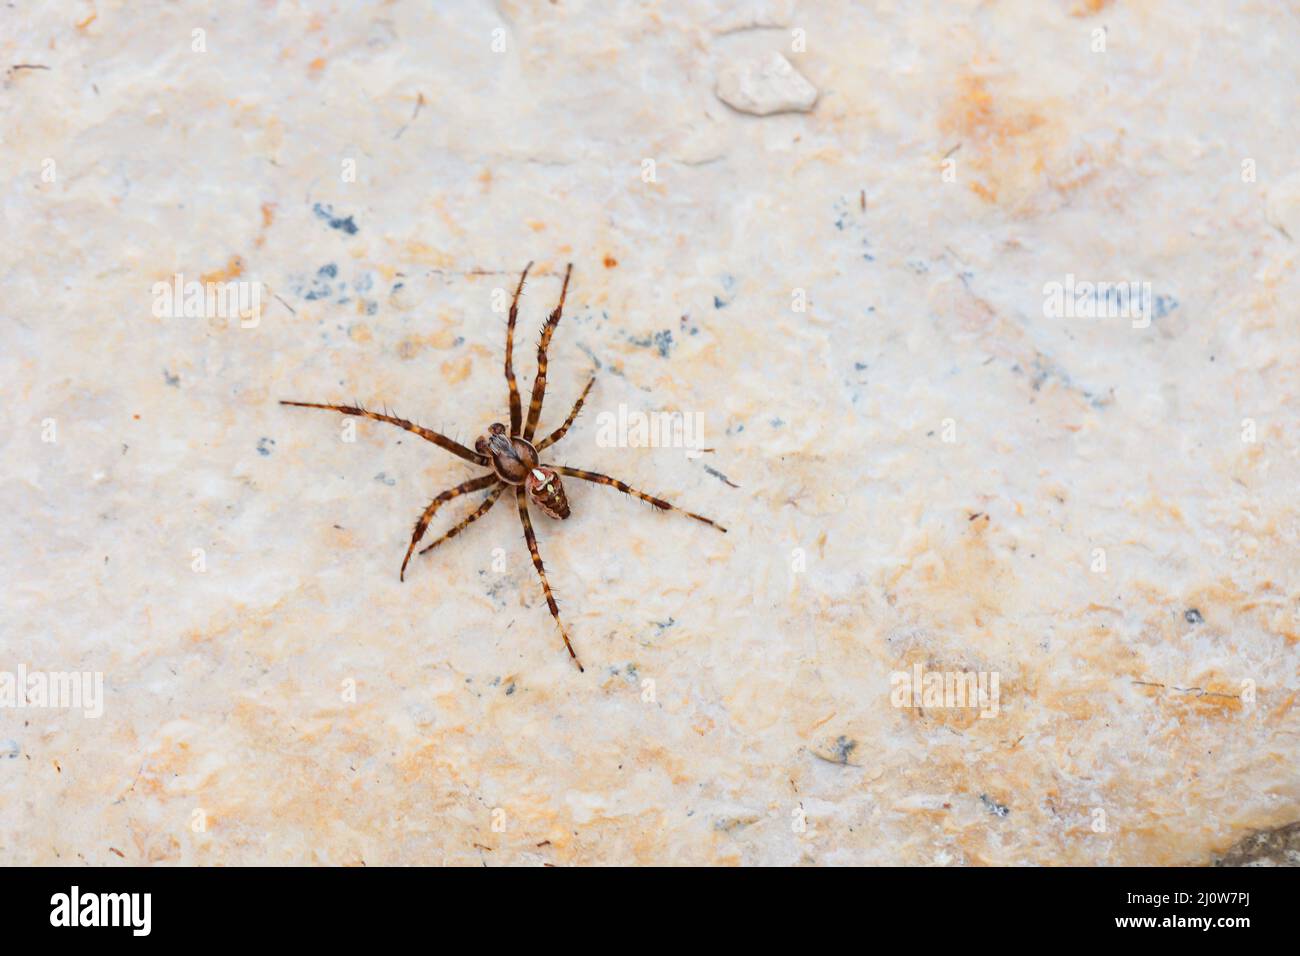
[281,262,725,672]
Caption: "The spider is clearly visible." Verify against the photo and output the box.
[281,262,725,672]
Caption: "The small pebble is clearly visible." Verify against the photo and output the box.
[715,52,818,116]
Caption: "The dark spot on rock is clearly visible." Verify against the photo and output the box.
[704,465,739,488]
[980,793,1010,818]
[298,264,340,301]
[832,736,856,765]
[1216,820,1300,866]
[1153,294,1178,321]
[653,329,673,357]
[163,369,179,386]
[1185,608,1204,625]
[256,437,275,456]
[312,203,358,235]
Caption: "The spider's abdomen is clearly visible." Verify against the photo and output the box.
[526,467,570,519]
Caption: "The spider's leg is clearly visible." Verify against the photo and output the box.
[400,474,499,580]
[515,485,583,671]
[280,401,488,467]
[418,483,505,557]
[535,375,595,452]
[522,262,572,442]
[551,465,726,532]
[505,262,532,435]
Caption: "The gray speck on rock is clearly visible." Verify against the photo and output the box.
[0,739,19,759]
[980,793,1010,818]
[256,437,275,456]
[312,202,359,235]
[653,329,674,357]
[811,735,860,766]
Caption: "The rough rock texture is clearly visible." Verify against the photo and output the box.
[1,1,1298,866]
[1216,821,1300,867]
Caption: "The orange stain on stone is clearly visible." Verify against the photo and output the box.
[441,355,472,384]
[940,72,1069,211]
[200,255,245,284]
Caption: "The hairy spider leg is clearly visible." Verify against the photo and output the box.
[418,483,505,557]
[550,465,727,532]
[535,375,596,452]
[504,262,532,435]
[400,474,499,580]
[515,485,583,671]
[522,262,573,442]
[280,401,487,466]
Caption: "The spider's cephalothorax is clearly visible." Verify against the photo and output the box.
[476,422,538,483]
[281,261,726,672]
[476,423,570,518]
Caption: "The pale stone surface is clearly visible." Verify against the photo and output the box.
[1,1,1298,866]
[1266,171,1300,240]
[716,52,818,116]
